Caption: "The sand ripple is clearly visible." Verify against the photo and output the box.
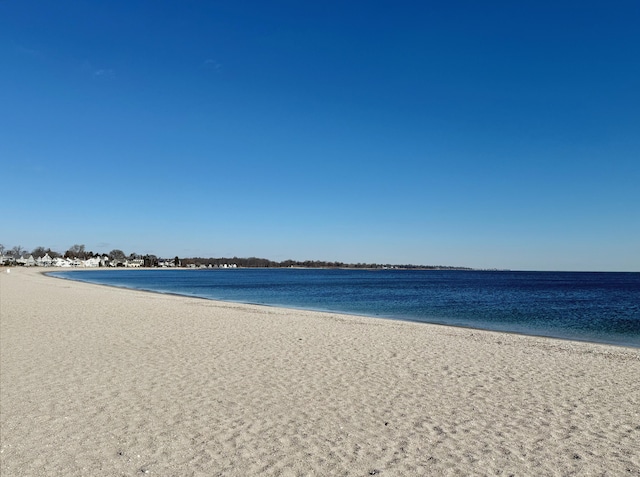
[1,268,639,476]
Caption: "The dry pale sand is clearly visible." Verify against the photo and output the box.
[1,268,639,477]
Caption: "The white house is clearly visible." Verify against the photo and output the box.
[82,257,101,268]
[54,257,73,267]
[0,254,15,266]
[15,255,35,266]
[36,253,53,267]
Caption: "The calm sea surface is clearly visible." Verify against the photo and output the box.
[49,269,640,348]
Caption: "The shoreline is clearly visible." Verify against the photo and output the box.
[2,267,639,476]
[46,267,640,350]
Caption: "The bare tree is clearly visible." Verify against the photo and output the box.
[11,245,25,257]
[32,246,48,257]
[66,244,86,259]
[109,249,126,261]
[143,254,158,267]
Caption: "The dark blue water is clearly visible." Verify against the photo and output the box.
[49,269,640,348]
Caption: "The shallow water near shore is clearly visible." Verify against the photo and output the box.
[50,268,640,347]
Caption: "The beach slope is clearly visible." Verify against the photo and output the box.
[1,268,639,476]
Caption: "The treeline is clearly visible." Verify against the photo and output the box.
[0,242,471,270]
[0,243,133,260]
[0,243,160,265]
[181,256,471,270]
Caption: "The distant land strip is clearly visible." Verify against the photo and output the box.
[0,243,486,270]
[179,257,476,270]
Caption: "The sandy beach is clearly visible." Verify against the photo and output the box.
[1,268,638,476]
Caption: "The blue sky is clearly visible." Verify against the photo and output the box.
[1,1,639,271]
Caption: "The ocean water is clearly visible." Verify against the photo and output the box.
[49,269,640,348]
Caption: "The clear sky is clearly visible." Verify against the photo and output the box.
[1,1,639,271]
